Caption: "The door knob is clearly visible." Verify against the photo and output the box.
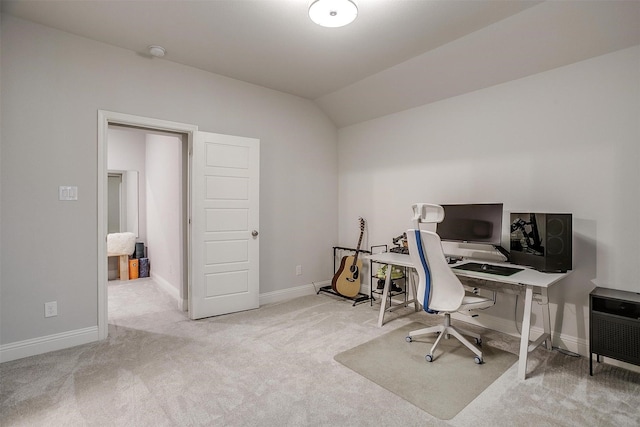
[252,230,259,237]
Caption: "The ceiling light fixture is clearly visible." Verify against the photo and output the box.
[148,45,166,58]
[308,0,358,28]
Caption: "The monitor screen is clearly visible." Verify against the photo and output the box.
[437,203,503,245]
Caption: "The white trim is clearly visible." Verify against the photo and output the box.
[452,312,640,374]
[150,273,184,310]
[259,281,327,306]
[595,356,640,374]
[98,110,198,340]
[451,311,589,353]
[0,327,99,363]
[98,111,108,339]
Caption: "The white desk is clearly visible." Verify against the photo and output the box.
[364,252,569,380]
[366,252,420,327]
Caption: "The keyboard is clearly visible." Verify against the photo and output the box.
[453,262,523,277]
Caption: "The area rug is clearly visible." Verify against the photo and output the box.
[334,322,518,420]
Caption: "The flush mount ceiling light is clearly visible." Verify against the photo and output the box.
[148,45,166,58]
[309,0,358,28]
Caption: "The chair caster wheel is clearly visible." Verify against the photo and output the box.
[406,336,413,343]
[475,338,482,346]
[474,356,484,364]
[425,354,433,362]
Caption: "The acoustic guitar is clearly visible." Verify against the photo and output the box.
[332,217,366,298]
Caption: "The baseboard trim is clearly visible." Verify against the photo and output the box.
[452,311,589,355]
[150,273,184,309]
[259,281,327,306]
[454,312,640,373]
[0,326,99,363]
[4,286,638,374]
[594,357,640,374]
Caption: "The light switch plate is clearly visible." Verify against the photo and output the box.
[59,186,78,201]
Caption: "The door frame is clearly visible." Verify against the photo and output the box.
[97,110,198,339]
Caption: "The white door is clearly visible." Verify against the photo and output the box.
[189,131,260,319]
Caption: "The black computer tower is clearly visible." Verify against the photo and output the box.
[509,212,572,272]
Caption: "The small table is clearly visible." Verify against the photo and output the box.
[108,252,130,281]
[365,252,569,380]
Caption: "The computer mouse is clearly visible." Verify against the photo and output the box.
[481,264,489,271]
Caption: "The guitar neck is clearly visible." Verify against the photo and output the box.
[352,232,364,264]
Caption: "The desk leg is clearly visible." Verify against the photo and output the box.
[541,288,553,351]
[518,285,534,380]
[410,271,419,312]
[377,265,392,327]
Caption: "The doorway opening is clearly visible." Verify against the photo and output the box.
[106,124,188,323]
[98,110,260,336]
[98,111,198,339]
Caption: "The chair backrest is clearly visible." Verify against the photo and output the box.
[411,203,445,228]
[407,228,465,313]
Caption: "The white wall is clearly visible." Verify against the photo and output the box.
[145,131,183,293]
[0,15,338,347]
[107,126,147,242]
[338,45,640,352]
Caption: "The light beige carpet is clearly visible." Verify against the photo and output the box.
[3,290,640,426]
[334,321,518,420]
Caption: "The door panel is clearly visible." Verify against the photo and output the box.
[206,271,249,297]
[205,176,249,200]
[206,143,249,168]
[205,240,248,264]
[190,131,259,319]
[205,209,248,232]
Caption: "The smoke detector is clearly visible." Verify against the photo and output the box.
[148,45,166,58]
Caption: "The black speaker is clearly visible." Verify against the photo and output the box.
[509,212,572,272]
[135,242,145,259]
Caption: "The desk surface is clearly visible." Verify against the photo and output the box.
[365,252,568,288]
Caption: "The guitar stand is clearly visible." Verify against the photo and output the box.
[318,246,373,306]
[317,285,371,306]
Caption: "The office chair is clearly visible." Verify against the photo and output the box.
[405,203,495,364]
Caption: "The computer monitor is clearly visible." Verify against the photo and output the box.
[437,203,503,246]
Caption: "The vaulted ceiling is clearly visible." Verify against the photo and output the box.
[2,0,639,126]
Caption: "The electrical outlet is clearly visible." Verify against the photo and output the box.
[296,265,302,276]
[44,301,58,318]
